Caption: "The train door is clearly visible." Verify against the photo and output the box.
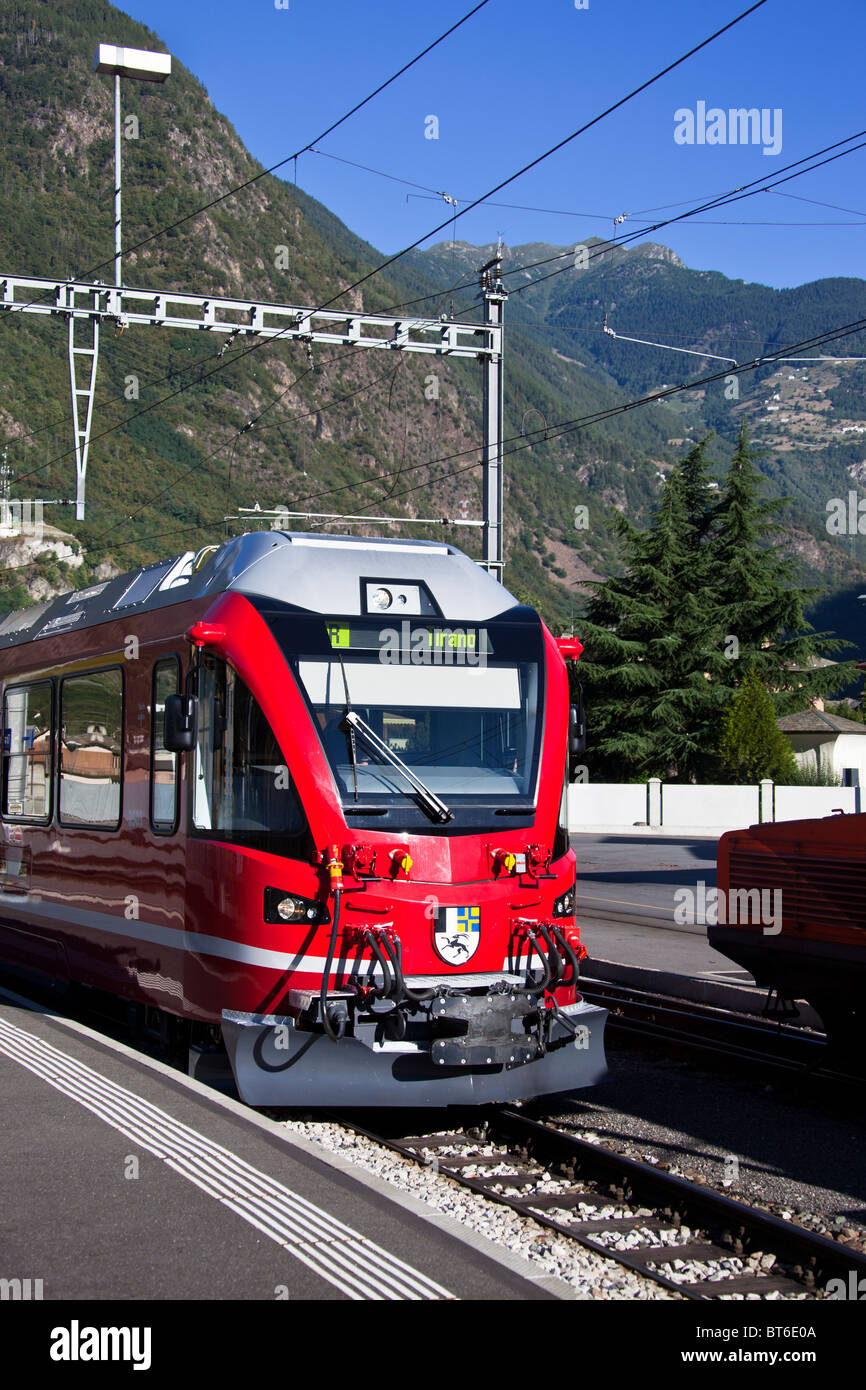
[182,654,315,1018]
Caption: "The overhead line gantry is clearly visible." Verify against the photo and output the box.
[0,268,507,578]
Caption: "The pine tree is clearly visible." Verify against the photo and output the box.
[578,458,729,782]
[576,426,857,783]
[708,422,856,706]
[719,668,797,783]
[672,435,717,550]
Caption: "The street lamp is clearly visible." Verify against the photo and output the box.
[95,44,171,288]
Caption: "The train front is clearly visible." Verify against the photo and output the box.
[210,534,606,1105]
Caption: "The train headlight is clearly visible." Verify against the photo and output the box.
[264,887,329,925]
[553,887,575,919]
[370,587,393,610]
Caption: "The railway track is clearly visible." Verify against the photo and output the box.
[577,976,865,1083]
[340,1106,866,1301]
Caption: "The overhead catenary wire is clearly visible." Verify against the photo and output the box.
[767,189,866,218]
[4,302,859,577]
[16,112,861,477]
[300,0,770,318]
[438,127,866,310]
[82,311,866,561]
[1,4,773,509]
[408,189,865,226]
[302,313,866,535]
[502,132,866,300]
[11,164,866,537]
[308,315,866,509]
[0,2,494,325]
[11,300,866,578]
[337,125,866,321]
[317,148,866,230]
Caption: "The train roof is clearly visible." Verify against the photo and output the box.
[0,531,519,650]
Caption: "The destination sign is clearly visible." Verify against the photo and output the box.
[327,621,491,665]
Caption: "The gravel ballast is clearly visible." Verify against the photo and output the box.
[281,1118,675,1300]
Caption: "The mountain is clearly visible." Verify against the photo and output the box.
[408,236,866,589]
[0,0,864,635]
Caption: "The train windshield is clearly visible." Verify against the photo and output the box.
[268,609,545,826]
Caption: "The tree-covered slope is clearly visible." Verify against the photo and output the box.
[0,0,863,634]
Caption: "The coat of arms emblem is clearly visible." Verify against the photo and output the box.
[433,906,480,965]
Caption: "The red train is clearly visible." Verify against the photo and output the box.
[712,812,866,1043]
[0,531,606,1104]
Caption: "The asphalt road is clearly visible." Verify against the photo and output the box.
[572,833,719,923]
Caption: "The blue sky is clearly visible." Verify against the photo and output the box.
[117,0,866,290]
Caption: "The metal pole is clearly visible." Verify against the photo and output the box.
[114,72,122,288]
[480,250,507,581]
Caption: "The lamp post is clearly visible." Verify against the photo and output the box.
[95,44,171,288]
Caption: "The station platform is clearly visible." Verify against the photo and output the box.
[0,989,570,1302]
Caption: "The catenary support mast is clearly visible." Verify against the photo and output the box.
[2,45,509,565]
[0,266,507,567]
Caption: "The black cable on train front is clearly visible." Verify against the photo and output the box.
[523,927,552,997]
[536,923,563,988]
[550,924,581,990]
[321,888,345,1041]
[377,931,436,1004]
[363,928,394,1000]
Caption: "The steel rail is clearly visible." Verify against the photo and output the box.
[338,1106,866,1301]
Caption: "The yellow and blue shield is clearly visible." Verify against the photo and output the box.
[433,905,480,965]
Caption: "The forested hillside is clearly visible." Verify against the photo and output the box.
[0,0,864,634]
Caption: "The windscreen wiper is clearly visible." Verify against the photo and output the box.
[334,647,359,802]
[341,710,453,824]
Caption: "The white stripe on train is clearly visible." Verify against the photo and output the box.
[0,897,512,975]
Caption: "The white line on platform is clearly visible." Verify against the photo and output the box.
[0,1013,454,1302]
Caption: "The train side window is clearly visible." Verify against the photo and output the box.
[192,655,311,854]
[59,668,123,828]
[192,656,224,831]
[2,680,53,821]
[150,657,180,833]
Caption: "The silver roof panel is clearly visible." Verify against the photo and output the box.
[0,531,519,650]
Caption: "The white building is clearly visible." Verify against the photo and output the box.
[777,709,866,784]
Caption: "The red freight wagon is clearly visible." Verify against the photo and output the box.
[712,812,866,1043]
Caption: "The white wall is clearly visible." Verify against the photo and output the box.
[830,734,866,782]
[569,779,859,832]
[661,783,759,828]
[773,785,858,821]
[568,782,647,827]
[787,733,866,784]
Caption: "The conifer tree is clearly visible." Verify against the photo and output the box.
[578,456,729,782]
[719,667,797,783]
[672,436,717,549]
[576,425,856,782]
[708,422,856,708]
